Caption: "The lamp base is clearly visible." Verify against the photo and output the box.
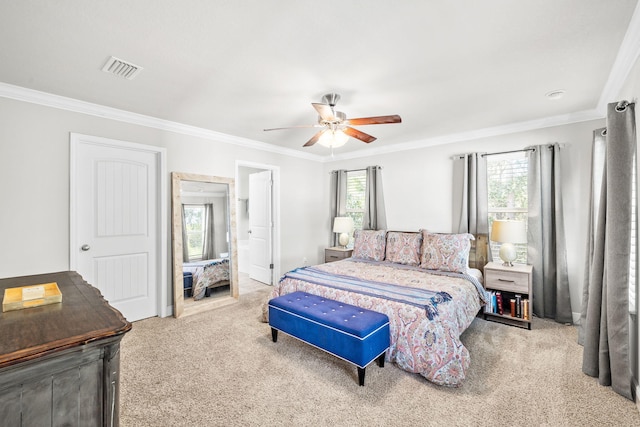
[338,232,350,248]
[499,243,517,267]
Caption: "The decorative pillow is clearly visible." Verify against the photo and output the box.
[352,229,387,261]
[420,231,474,273]
[385,232,422,266]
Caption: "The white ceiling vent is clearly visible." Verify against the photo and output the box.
[101,56,143,80]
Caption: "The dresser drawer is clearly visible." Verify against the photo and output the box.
[484,269,529,293]
[325,248,352,263]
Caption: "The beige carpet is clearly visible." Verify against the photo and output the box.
[120,288,640,427]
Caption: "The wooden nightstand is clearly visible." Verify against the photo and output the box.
[483,261,533,329]
[325,247,353,263]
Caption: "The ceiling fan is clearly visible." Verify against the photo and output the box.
[264,93,402,148]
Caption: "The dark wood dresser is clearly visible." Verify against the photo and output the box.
[0,271,132,426]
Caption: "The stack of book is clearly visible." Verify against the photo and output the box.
[484,290,530,320]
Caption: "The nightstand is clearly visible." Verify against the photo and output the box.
[325,247,353,263]
[483,261,533,329]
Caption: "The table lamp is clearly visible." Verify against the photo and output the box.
[490,220,527,266]
[333,217,354,248]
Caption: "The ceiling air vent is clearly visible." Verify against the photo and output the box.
[101,56,143,80]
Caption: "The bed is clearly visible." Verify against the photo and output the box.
[263,229,488,387]
[183,258,230,300]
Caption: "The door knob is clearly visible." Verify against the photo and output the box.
[81,244,91,251]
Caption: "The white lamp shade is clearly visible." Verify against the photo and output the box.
[318,130,349,148]
[490,220,527,243]
[491,220,526,266]
[333,216,353,233]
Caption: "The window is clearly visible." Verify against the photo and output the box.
[345,170,366,231]
[183,204,205,261]
[487,152,528,264]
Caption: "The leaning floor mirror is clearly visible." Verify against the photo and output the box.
[171,172,239,318]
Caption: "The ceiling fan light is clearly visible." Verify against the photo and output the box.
[318,130,349,148]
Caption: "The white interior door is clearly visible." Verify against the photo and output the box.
[71,135,160,321]
[249,170,273,284]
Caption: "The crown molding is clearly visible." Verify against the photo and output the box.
[322,109,603,162]
[0,82,324,163]
[597,0,640,114]
[0,80,610,164]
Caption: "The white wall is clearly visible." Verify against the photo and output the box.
[0,96,326,305]
[0,64,633,327]
[323,119,604,320]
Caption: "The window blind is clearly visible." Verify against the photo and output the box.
[487,153,528,264]
[346,170,366,231]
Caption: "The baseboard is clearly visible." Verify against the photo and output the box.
[164,305,173,318]
[636,382,640,414]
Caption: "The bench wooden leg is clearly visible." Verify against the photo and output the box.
[377,353,385,368]
[271,328,278,342]
[357,367,366,386]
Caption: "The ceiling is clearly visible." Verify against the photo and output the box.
[0,1,638,159]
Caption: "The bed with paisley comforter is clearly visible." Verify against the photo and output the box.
[263,229,488,387]
[183,258,230,300]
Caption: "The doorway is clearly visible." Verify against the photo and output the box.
[236,162,280,285]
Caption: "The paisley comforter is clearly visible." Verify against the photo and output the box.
[184,258,230,300]
[264,258,487,386]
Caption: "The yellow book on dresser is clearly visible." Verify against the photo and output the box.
[2,282,62,312]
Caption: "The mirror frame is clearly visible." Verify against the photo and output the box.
[171,172,239,318]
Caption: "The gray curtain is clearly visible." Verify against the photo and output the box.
[181,205,190,263]
[453,153,489,270]
[202,203,215,260]
[329,170,347,246]
[363,166,387,230]
[527,143,572,323]
[579,101,635,401]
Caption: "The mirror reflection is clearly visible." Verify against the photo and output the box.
[172,172,239,318]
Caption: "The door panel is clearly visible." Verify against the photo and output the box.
[93,253,148,303]
[95,160,148,237]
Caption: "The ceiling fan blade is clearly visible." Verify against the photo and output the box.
[312,103,338,121]
[343,127,377,143]
[345,115,402,126]
[263,124,322,131]
[303,129,327,147]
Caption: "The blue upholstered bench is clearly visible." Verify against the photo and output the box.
[183,272,193,297]
[268,291,390,386]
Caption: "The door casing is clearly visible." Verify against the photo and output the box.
[236,161,280,285]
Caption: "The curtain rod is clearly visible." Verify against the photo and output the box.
[615,100,633,112]
[330,166,383,174]
[451,148,533,160]
[600,100,634,135]
[481,148,535,158]
[451,144,567,160]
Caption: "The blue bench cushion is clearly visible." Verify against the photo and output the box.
[268,291,390,369]
[183,272,193,289]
